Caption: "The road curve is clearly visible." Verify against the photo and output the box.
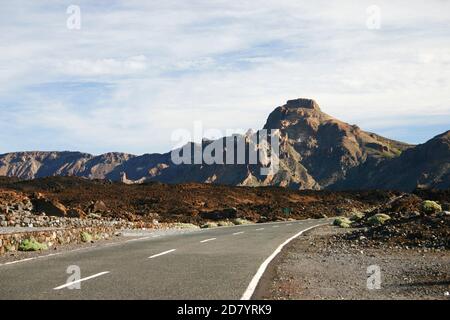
[0,218,331,300]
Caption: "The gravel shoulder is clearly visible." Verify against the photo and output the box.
[255,225,450,300]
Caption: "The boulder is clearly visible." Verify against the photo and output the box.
[67,208,86,219]
[404,211,421,219]
[147,212,160,219]
[31,198,67,217]
[437,211,450,217]
[200,207,238,220]
[87,200,108,213]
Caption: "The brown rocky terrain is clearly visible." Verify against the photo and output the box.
[1,175,447,231]
[1,98,447,191]
[0,176,398,225]
[0,184,137,230]
[339,192,450,250]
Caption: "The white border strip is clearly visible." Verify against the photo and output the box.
[241,223,327,300]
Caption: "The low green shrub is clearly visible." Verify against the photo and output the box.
[368,213,391,225]
[200,222,218,229]
[217,221,234,227]
[18,238,48,251]
[350,211,365,221]
[421,200,442,214]
[80,232,93,243]
[173,223,199,229]
[333,217,352,228]
[233,218,253,225]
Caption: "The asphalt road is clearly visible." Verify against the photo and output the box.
[0,218,331,300]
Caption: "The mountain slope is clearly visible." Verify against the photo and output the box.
[0,98,447,191]
[0,152,133,180]
[334,130,450,191]
[263,98,412,187]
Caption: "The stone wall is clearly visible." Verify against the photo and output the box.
[0,226,117,255]
[0,190,157,229]
[0,210,137,229]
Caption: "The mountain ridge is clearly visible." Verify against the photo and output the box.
[1,98,448,191]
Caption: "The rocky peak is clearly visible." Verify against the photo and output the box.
[285,98,321,111]
[263,98,329,136]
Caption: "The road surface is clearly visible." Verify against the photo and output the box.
[0,219,330,300]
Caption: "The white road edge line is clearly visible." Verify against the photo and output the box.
[53,271,110,290]
[148,249,176,259]
[232,231,244,235]
[241,223,328,300]
[125,239,139,243]
[0,258,34,266]
[200,238,216,243]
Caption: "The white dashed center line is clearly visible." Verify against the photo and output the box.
[287,224,292,226]
[53,271,110,290]
[272,226,279,228]
[148,249,176,259]
[232,231,244,235]
[200,238,216,243]
[255,228,265,231]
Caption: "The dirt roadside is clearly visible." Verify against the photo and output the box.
[254,225,450,300]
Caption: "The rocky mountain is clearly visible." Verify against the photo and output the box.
[0,151,133,180]
[0,98,448,191]
[334,130,450,191]
[262,98,411,187]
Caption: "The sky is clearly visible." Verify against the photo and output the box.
[0,0,449,155]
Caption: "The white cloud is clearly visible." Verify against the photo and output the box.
[59,55,148,76]
[0,0,449,154]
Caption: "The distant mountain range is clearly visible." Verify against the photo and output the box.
[1,98,448,191]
